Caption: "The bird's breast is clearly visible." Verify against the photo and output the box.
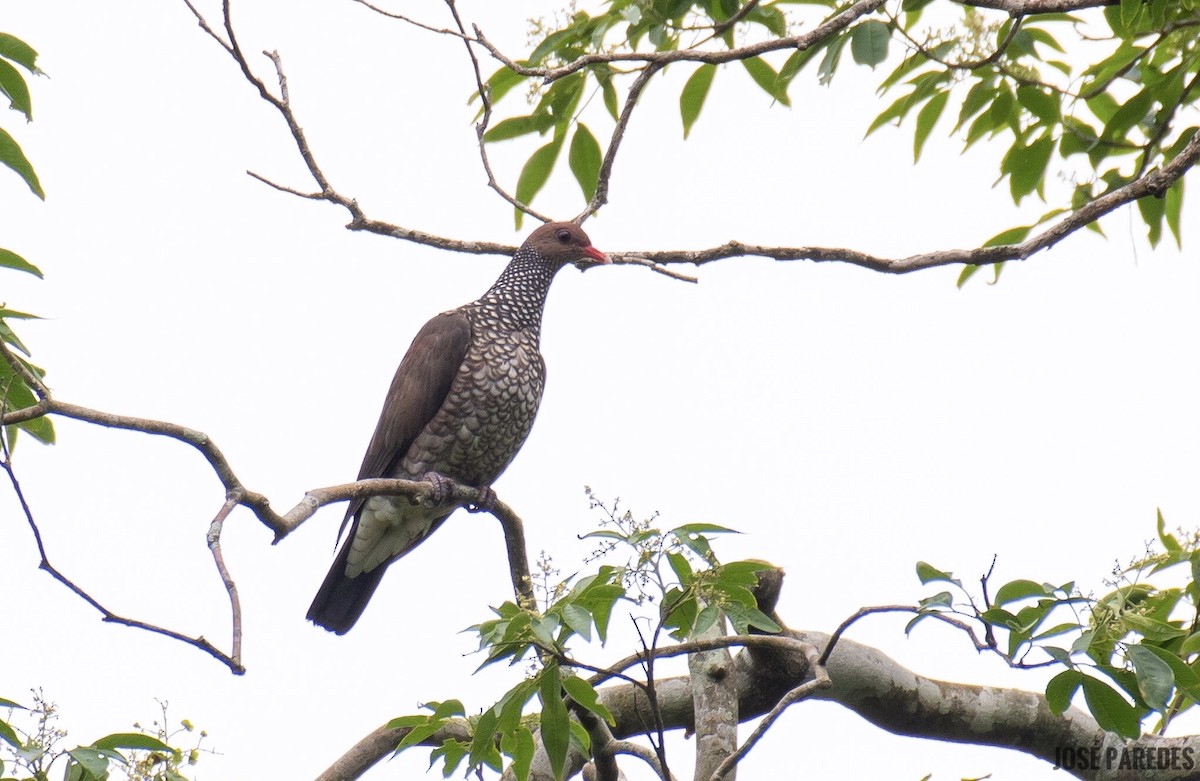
[401,327,546,486]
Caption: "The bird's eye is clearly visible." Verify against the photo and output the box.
[556,228,571,243]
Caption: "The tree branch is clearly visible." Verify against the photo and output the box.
[688,611,738,781]
[612,126,1200,274]
[1,451,246,674]
[447,2,553,223]
[471,0,889,83]
[316,618,1192,781]
[574,62,662,224]
[1,331,535,669]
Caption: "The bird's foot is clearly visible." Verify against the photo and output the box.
[467,486,497,513]
[423,471,455,504]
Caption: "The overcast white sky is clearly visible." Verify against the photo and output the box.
[4,2,1200,780]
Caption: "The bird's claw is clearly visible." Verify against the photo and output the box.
[423,471,455,504]
[467,486,497,513]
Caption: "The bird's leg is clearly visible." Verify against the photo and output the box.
[422,471,456,504]
[467,486,498,514]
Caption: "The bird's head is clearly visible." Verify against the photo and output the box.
[525,222,609,270]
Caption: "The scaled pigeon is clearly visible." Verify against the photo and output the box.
[307,222,608,634]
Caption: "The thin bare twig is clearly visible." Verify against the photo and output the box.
[574,62,662,223]
[207,497,244,668]
[449,2,551,223]
[1,452,246,674]
[577,701,679,781]
[349,0,468,38]
[629,619,670,781]
[710,0,762,39]
[610,740,676,781]
[587,634,815,687]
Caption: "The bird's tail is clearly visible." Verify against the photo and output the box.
[306,543,385,635]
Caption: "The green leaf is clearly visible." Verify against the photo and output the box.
[496,680,537,738]
[954,79,995,132]
[567,719,590,756]
[1138,645,1200,703]
[915,561,961,587]
[1180,631,1200,658]
[995,579,1050,606]
[513,137,564,229]
[663,589,698,638]
[666,550,693,584]
[918,591,952,609]
[878,52,932,92]
[467,707,500,772]
[471,66,529,118]
[1164,179,1183,248]
[956,262,1005,288]
[484,114,556,143]
[0,248,41,277]
[1119,0,1144,31]
[1046,670,1082,714]
[913,90,947,162]
[866,92,912,137]
[680,64,716,139]
[91,733,172,752]
[850,20,889,68]
[67,748,124,780]
[529,29,575,65]
[817,35,848,86]
[567,123,601,201]
[671,522,739,535]
[0,34,38,73]
[1043,645,1072,664]
[509,726,534,781]
[1001,132,1054,201]
[561,675,615,726]
[717,560,771,587]
[723,602,782,634]
[1033,622,1083,642]
[1080,676,1140,738]
[0,125,43,199]
[694,603,720,636]
[905,611,938,634]
[740,56,790,106]
[1016,85,1059,125]
[1121,613,1188,641]
[745,4,788,36]
[595,68,619,121]
[1127,644,1175,712]
[1137,194,1165,247]
[0,719,19,749]
[391,700,466,751]
[982,226,1032,248]
[0,355,55,445]
[1100,87,1153,144]
[576,584,622,642]
[539,665,569,781]
[778,45,821,84]
[560,602,593,641]
[432,738,469,777]
[1021,26,1065,54]
[0,58,32,120]
[981,607,1019,629]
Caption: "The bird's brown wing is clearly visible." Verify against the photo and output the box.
[337,310,471,538]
